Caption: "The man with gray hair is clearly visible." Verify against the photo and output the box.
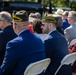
[64,11,76,43]
[0,11,17,65]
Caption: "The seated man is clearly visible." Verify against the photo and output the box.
[41,15,72,75]
[64,11,76,43]
[0,10,45,75]
[0,11,17,66]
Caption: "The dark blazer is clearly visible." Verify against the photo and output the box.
[61,19,70,30]
[56,27,64,35]
[0,29,45,75]
[0,25,17,65]
[44,30,72,75]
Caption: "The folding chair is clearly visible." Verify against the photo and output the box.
[24,58,51,75]
[54,52,76,75]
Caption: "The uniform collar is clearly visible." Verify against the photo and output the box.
[48,29,56,35]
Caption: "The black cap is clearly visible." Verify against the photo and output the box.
[12,10,28,22]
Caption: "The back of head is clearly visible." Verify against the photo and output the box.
[0,11,12,23]
[62,11,69,17]
[35,12,41,19]
[52,14,63,27]
[29,13,37,22]
[32,19,43,33]
[55,9,64,15]
[29,13,37,18]
[12,10,29,34]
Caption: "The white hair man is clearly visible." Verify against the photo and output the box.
[64,11,76,43]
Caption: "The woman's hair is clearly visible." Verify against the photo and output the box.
[32,19,43,33]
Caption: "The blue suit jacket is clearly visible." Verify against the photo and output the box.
[61,19,70,30]
[0,26,17,65]
[44,30,72,75]
[0,29,45,75]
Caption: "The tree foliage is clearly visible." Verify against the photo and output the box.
[3,0,76,10]
[42,0,76,11]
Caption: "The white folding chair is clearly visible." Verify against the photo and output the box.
[24,58,51,75]
[54,52,76,75]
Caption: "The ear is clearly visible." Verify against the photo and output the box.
[49,23,52,28]
[2,20,6,25]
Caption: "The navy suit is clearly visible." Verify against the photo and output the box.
[44,30,72,75]
[0,29,45,75]
[61,19,70,30]
[0,25,17,65]
[56,27,64,35]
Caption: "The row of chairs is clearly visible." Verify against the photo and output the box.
[24,52,76,75]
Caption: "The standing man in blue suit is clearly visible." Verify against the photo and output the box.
[0,11,17,65]
[0,10,45,75]
[41,16,72,75]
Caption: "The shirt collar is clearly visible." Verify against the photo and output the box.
[18,29,29,35]
[48,29,56,35]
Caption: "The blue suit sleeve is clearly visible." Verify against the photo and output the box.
[0,42,18,75]
[44,39,54,58]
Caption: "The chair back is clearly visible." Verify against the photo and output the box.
[24,58,51,75]
[54,52,76,75]
[61,52,76,65]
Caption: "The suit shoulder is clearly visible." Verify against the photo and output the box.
[64,26,72,32]
[0,31,5,38]
[0,30,4,35]
[44,35,53,40]
[7,37,21,46]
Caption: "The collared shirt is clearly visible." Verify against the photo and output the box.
[48,29,56,35]
[18,29,29,36]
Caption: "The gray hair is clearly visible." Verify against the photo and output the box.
[0,11,12,23]
[69,11,76,21]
